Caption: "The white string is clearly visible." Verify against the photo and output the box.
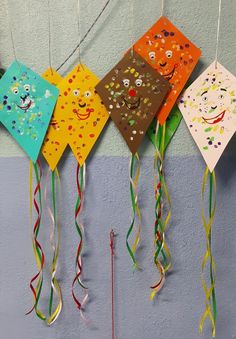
[47,0,53,74]
[5,0,20,68]
[130,0,134,56]
[161,0,164,16]
[215,0,222,69]
[77,0,83,67]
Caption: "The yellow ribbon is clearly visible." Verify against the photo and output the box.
[199,167,216,337]
[150,121,172,300]
[28,162,62,324]
[29,160,46,321]
[131,153,141,257]
[47,167,62,325]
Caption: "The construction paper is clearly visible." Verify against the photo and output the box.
[178,61,236,172]
[95,50,170,154]
[147,104,182,150]
[41,68,67,170]
[0,61,59,162]
[134,16,201,125]
[43,64,109,167]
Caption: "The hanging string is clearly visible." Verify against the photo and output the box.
[110,230,116,339]
[77,0,83,68]
[47,0,53,75]
[161,0,164,16]
[5,0,20,68]
[56,0,112,72]
[130,0,134,55]
[199,168,217,337]
[215,0,222,69]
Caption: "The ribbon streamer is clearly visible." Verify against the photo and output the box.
[45,167,62,325]
[126,153,141,270]
[199,167,217,337]
[150,122,172,300]
[72,163,89,321]
[27,160,46,320]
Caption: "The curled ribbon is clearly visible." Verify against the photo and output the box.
[126,153,141,270]
[199,167,217,337]
[150,121,172,300]
[72,162,89,322]
[27,160,46,321]
[45,167,62,325]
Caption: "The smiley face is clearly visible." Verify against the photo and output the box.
[181,71,236,130]
[44,64,109,165]
[0,60,59,162]
[96,50,170,154]
[134,16,201,124]
[72,88,95,120]
[0,69,55,141]
[199,85,229,125]
[178,61,236,171]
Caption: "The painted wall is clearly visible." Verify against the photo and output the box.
[0,0,236,338]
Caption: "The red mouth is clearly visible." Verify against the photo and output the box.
[202,110,226,124]
[17,100,32,111]
[76,108,94,120]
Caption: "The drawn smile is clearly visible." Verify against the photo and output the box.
[17,99,32,111]
[202,110,226,124]
[124,97,140,110]
[79,102,87,108]
[163,65,176,80]
[75,107,94,120]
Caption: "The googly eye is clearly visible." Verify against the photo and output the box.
[73,89,80,96]
[84,91,91,98]
[12,87,19,95]
[165,50,173,58]
[218,94,224,100]
[123,79,130,87]
[24,84,30,92]
[202,96,208,102]
[135,79,143,87]
[149,51,156,60]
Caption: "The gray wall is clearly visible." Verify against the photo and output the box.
[0,1,236,338]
